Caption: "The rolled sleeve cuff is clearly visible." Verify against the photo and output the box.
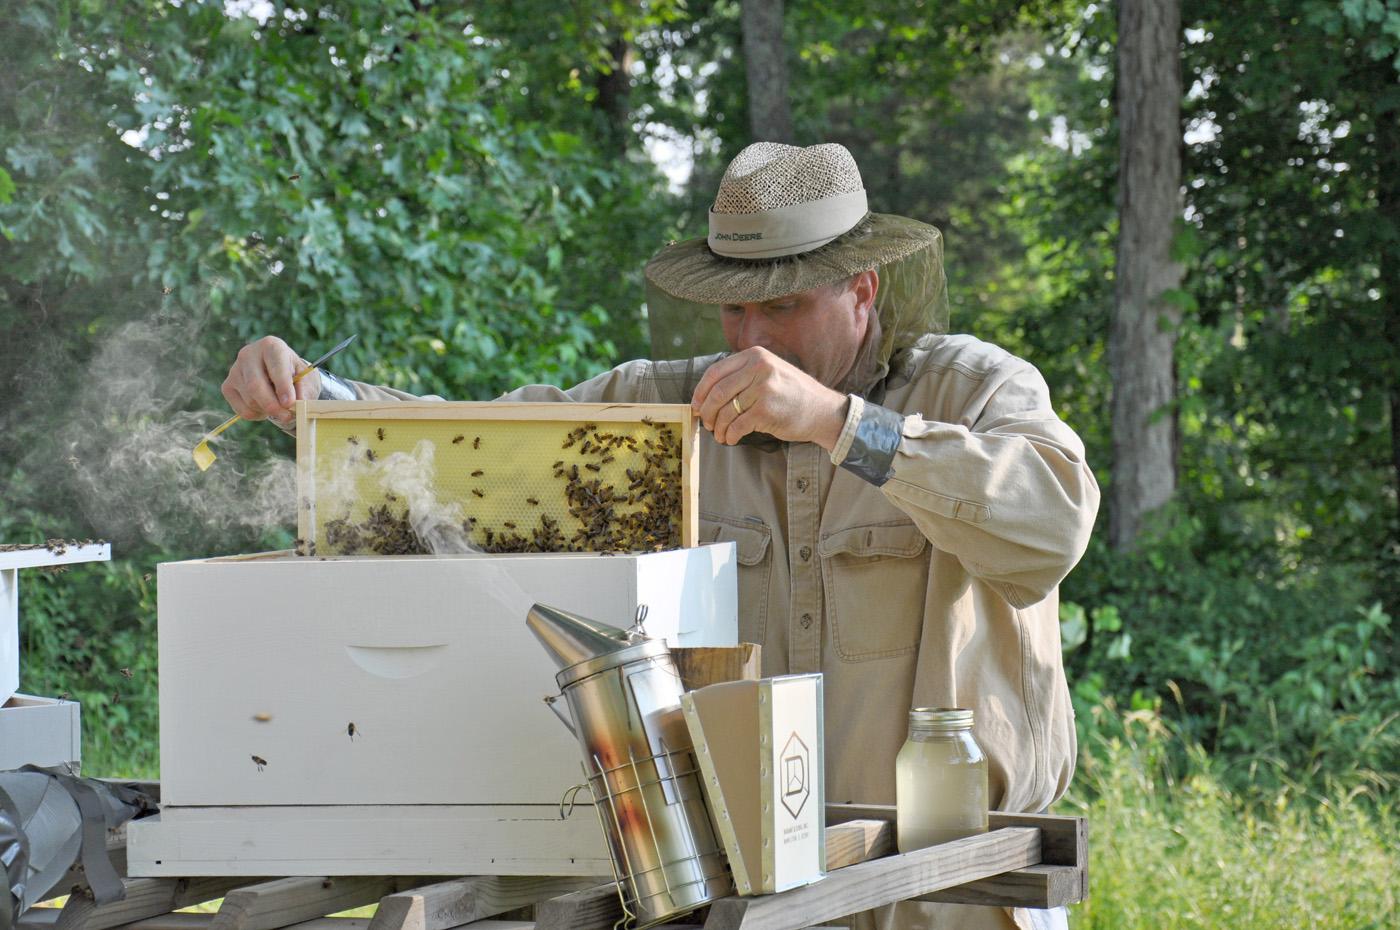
[317,369,358,401]
[828,393,904,487]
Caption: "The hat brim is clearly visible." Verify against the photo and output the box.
[643,213,941,305]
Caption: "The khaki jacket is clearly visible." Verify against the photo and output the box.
[340,333,1098,821]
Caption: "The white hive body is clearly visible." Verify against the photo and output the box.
[127,544,738,877]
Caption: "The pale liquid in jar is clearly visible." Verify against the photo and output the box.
[895,731,989,852]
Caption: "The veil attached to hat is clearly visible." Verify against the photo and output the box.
[644,213,951,409]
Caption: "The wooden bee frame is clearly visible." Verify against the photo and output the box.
[296,401,699,555]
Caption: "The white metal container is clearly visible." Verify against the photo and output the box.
[129,544,737,877]
[681,674,826,895]
[0,694,81,771]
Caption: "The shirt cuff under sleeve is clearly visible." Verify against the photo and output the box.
[317,369,358,401]
[829,393,904,487]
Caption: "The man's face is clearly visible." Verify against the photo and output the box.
[718,270,878,390]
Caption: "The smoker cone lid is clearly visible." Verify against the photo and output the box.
[527,602,673,690]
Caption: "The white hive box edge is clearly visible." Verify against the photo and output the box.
[0,693,82,771]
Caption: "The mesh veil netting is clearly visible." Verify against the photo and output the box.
[643,213,950,414]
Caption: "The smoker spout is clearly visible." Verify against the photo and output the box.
[525,603,635,671]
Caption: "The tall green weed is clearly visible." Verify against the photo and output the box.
[1063,703,1397,929]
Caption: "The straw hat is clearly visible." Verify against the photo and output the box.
[644,142,943,305]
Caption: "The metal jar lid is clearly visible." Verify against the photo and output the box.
[555,637,674,691]
[909,707,974,731]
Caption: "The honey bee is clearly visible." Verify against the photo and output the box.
[473,436,481,449]
[119,667,133,679]
[288,173,301,181]
[251,755,268,771]
[471,469,484,477]
[503,521,517,529]
[526,497,539,506]
[452,435,465,444]
[347,722,358,741]
[347,436,359,445]
[377,427,385,441]
[366,449,377,462]
[585,463,601,472]
[471,489,484,498]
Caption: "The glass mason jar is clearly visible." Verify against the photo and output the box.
[894,707,989,852]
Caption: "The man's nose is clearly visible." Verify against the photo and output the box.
[734,308,774,350]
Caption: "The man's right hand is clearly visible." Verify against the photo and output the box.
[221,336,322,427]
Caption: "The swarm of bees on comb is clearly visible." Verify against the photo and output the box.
[313,419,683,555]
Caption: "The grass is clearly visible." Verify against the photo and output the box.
[1058,705,1398,929]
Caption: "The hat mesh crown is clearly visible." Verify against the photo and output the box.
[711,142,865,215]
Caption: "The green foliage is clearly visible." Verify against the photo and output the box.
[1063,703,1398,928]
[1,493,159,778]
[1062,511,1400,794]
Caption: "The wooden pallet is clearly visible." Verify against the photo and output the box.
[24,802,1085,930]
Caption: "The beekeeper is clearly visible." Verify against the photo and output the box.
[223,141,1099,930]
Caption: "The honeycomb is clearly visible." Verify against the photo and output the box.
[297,403,692,555]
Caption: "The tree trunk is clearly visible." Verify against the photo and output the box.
[741,0,793,143]
[594,36,633,156]
[1109,0,1184,550]
[1372,62,1400,614]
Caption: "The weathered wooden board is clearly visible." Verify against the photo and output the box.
[20,912,369,930]
[913,863,1084,909]
[367,876,599,930]
[823,820,893,872]
[50,876,254,930]
[211,876,419,930]
[296,402,698,555]
[700,827,1042,930]
[825,804,1088,909]
[531,883,623,930]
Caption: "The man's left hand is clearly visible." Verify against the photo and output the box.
[691,347,849,450]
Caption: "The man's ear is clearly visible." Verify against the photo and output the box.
[853,268,879,317]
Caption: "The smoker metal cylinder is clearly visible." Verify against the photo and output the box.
[537,612,732,928]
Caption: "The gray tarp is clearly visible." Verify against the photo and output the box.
[1,768,155,930]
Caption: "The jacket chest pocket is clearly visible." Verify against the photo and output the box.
[701,514,773,645]
[819,521,930,662]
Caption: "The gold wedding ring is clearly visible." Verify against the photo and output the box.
[732,397,744,416]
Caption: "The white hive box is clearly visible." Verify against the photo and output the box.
[128,544,737,877]
[0,694,81,770]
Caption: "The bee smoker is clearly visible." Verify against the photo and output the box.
[527,603,732,928]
